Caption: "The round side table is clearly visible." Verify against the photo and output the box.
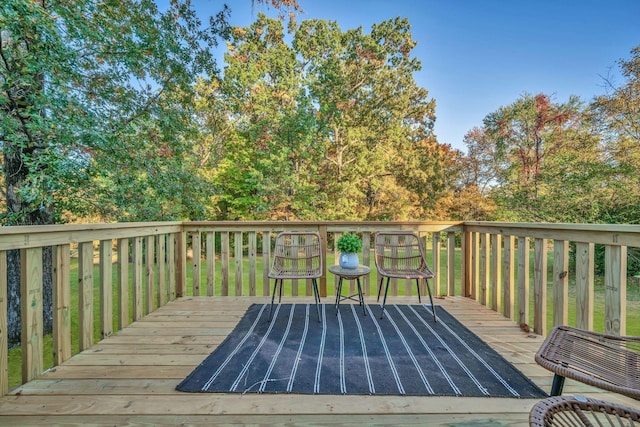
[329,265,371,316]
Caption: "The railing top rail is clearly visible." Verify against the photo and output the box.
[464,222,640,246]
[2,219,640,251]
[183,220,464,233]
[463,221,640,232]
[0,222,183,250]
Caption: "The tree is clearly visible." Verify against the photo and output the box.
[1,0,301,344]
[483,93,592,221]
[295,17,447,219]
[201,15,452,221]
[591,45,640,224]
[207,14,322,220]
[437,128,498,220]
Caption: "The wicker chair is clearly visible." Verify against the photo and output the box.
[535,326,640,400]
[529,395,640,427]
[374,231,436,321]
[268,231,323,322]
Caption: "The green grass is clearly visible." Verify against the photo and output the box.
[7,247,639,391]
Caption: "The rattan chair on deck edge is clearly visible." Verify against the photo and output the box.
[535,325,640,400]
[374,231,437,322]
[268,231,323,322]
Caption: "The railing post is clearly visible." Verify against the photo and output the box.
[362,232,371,295]
[175,230,187,298]
[0,251,6,396]
[447,231,456,296]
[145,235,155,313]
[533,238,548,335]
[319,225,328,297]
[517,237,530,328]
[480,233,489,306]
[192,232,201,296]
[157,234,166,305]
[471,232,479,301]
[99,240,113,339]
[53,244,71,366]
[432,233,441,295]
[553,240,569,327]
[117,238,129,328]
[491,234,501,312]
[234,231,243,296]
[462,231,471,297]
[168,233,177,301]
[132,237,143,321]
[248,231,257,296]
[503,235,515,320]
[605,245,627,335]
[220,232,229,296]
[21,247,43,384]
[78,242,94,351]
[575,242,594,330]
[262,231,271,296]
[206,232,215,297]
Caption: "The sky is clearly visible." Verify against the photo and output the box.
[191,0,640,152]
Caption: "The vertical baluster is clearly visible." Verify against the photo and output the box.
[503,235,515,320]
[206,232,215,297]
[534,238,548,335]
[553,240,569,326]
[575,242,594,330]
[605,245,627,335]
[78,242,94,351]
[117,238,129,328]
[447,232,456,297]
[518,236,530,328]
[100,240,113,338]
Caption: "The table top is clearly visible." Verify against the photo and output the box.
[328,264,371,278]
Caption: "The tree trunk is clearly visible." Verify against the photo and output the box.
[2,28,55,346]
[4,145,54,345]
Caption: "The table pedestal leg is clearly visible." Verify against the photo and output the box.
[335,277,344,314]
[356,277,366,316]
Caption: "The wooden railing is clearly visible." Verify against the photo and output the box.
[462,222,640,338]
[1,220,638,397]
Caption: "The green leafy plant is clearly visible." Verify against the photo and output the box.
[337,233,362,253]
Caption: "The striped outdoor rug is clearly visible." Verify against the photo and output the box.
[176,303,547,397]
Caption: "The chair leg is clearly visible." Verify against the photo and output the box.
[269,278,279,321]
[415,279,422,303]
[379,276,391,319]
[312,278,321,322]
[377,276,384,302]
[550,374,565,396]
[425,278,437,322]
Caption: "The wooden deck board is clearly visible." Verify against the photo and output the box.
[1,295,638,426]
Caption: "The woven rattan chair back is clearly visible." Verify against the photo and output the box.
[374,232,436,321]
[268,231,323,321]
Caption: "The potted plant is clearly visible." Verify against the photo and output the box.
[337,233,362,269]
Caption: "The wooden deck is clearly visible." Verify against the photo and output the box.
[0,296,637,426]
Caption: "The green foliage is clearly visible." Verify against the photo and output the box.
[337,233,362,253]
[0,0,229,223]
[197,14,452,221]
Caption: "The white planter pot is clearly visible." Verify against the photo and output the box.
[339,252,359,269]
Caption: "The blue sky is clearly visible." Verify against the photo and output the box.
[193,0,640,152]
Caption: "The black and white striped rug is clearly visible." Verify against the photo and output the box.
[176,303,547,397]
